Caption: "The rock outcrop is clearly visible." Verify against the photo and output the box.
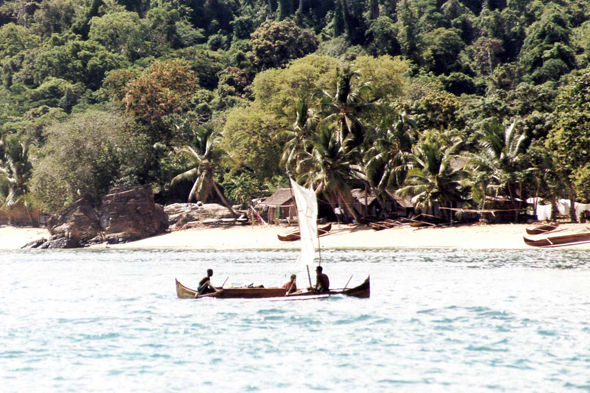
[100,185,168,243]
[165,203,242,230]
[46,195,101,248]
[35,185,168,248]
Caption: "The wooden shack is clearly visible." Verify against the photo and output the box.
[259,188,296,224]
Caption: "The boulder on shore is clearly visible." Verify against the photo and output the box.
[100,184,168,243]
[165,203,242,230]
[46,195,101,248]
[35,185,168,249]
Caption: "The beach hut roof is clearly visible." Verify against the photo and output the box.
[350,189,378,206]
[261,188,293,206]
[391,193,414,208]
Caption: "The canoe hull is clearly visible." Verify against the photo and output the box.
[525,223,559,235]
[277,224,332,242]
[523,231,590,247]
[175,276,370,299]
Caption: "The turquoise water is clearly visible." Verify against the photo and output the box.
[1,249,590,392]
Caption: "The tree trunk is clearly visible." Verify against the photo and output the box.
[339,0,352,40]
[370,0,379,19]
[337,188,361,224]
[569,184,577,222]
[370,185,387,218]
[479,183,487,222]
[364,185,369,217]
[507,183,518,222]
[213,181,238,217]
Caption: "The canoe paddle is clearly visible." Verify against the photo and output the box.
[343,275,353,290]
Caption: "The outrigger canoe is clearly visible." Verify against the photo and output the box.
[523,230,590,247]
[525,222,559,235]
[175,276,370,299]
[277,223,332,242]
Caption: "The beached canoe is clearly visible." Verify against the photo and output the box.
[277,223,332,242]
[523,230,590,247]
[370,219,398,231]
[525,222,559,235]
[175,276,370,299]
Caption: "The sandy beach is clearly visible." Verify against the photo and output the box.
[3,223,590,251]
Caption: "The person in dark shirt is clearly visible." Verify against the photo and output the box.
[198,268,218,295]
[313,266,330,293]
[282,274,297,294]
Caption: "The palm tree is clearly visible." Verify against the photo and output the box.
[467,121,528,221]
[298,125,364,223]
[398,133,466,219]
[0,136,34,224]
[280,95,319,176]
[170,125,237,216]
[365,111,417,192]
[317,65,375,149]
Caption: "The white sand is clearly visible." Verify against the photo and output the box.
[0,226,49,250]
[3,223,590,251]
[105,223,590,251]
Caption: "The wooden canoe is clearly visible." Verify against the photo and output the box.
[277,223,332,242]
[370,219,398,231]
[523,230,590,247]
[525,222,559,235]
[175,276,370,299]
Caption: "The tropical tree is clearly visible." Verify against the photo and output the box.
[365,111,417,192]
[0,135,33,223]
[546,69,590,221]
[467,121,528,221]
[280,95,319,176]
[317,65,374,149]
[170,124,237,216]
[398,132,466,220]
[297,125,364,223]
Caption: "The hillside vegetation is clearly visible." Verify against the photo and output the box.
[1,0,590,221]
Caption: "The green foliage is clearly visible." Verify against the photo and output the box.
[31,0,80,38]
[0,23,40,58]
[422,28,465,74]
[1,0,590,213]
[222,103,284,181]
[30,110,150,211]
[32,39,128,90]
[222,171,266,209]
[118,59,199,143]
[398,131,466,214]
[366,16,400,56]
[250,19,319,70]
[89,11,150,60]
[0,134,32,208]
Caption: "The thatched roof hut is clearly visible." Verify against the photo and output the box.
[260,188,296,224]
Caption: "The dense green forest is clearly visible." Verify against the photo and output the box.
[1,0,590,221]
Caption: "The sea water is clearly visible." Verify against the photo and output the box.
[1,249,589,392]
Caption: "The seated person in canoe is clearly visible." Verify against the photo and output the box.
[310,266,330,293]
[198,269,220,295]
[282,274,298,294]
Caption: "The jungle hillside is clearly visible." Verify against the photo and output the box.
[2,0,590,222]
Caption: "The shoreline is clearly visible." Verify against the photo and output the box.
[3,223,590,251]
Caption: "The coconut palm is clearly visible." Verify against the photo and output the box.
[280,95,319,176]
[0,136,34,224]
[365,111,417,192]
[467,121,528,221]
[398,133,466,218]
[298,125,364,223]
[317,65,374,149]
[170,125,237,216]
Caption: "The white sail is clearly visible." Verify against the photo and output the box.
[290,179,318,266]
